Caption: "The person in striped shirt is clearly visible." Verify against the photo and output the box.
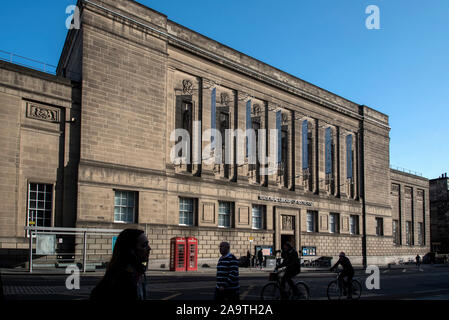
[215,242,240,301]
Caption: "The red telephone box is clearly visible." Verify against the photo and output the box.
[186,237,198,271]
[170,237,198,271]
[170,237,186,271]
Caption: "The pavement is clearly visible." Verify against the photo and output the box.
[2,263,449,300]
[2,262,447,277]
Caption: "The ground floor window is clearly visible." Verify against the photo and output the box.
[218,201,232,228]
[393,220,400,244]
[27,183,53,227]
[418,222,424,246]
[179,197,194,226]
[329,213,340,234]
[375,217,384,236]
[306,211,318,232]
[350,215,359,235]
[114,190,137,223]
[406,221,413,245]
[252,205,264,229]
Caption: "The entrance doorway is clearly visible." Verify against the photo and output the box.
[281,235,296,249]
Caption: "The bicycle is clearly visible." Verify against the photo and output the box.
[260,267,310,300]
[327,270,362,300]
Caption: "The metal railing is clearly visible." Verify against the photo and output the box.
[0,49,57,75]
[390,165,423,177]
[25,226,123,273]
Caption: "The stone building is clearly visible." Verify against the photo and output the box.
[430,173,449,253]
[0,0,430,267]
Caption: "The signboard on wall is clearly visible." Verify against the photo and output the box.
[302,246,316,256]
[36,234,56,255]
[255,245,273,256]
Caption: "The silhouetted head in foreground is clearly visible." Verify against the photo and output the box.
[108,228,151,275]
[90,228,151,300]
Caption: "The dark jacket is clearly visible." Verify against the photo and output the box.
[216,253,240,291]
[331,256,354,274]
[278,248,301,271]
[257,249,263,261]
[90,265,147,300]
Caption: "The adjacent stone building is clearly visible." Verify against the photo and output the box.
[0,0,430,267]
[430,173,449,253]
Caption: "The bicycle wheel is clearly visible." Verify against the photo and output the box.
[351,280,362,300]
[327,280,341,300]
[293,281,310,300]
[261,282,281,300]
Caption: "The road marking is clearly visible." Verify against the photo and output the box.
[240,285,254,300]
[402,269,407,272]
[414,289,449,294]
[162,292,182,300]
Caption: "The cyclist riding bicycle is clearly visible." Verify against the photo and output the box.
[330,252,354,299]
[275,242,301,299]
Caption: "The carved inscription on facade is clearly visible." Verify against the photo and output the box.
[26,103,60,123]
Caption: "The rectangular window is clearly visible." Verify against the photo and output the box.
[281,128,289,185]
[418,222,423,246]
[393,220,400,244]
[350,215,359,235]
[252,205,264,229]
[346,135,353,179]
[176,96,193,172]
[375,217,384,236]
[325,127,332,175]
[406,221,412,245]
[306,211,318,232]
[218,202,232,228]
[27,183,53,227]
[329,213,340,234]
[302,120,308,169]
[179,197,194,226]
[114,190,137,223]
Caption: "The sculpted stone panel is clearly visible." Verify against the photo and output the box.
[26,102,60,123]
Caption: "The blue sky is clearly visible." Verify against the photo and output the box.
[0,0,447,179]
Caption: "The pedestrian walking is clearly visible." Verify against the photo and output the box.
[416,255,421,269]
[246,250,251,268]
[257,248,264,269]
[215,242,239,301]
[90,228,151,300]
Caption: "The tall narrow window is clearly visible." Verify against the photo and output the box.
[350,215,359,235]
[281,127,289,186]
[246,100,252,158]
[114,190,137,223]
[211,88,216,150]
[418,222,423,246]
[176,97,193,172]
[276,110,282,165]
[302,120,308,170]
[406,221,412,245]
[376,217,384,236]
[218,110,230,177]
[27,183,53,227]
[325,127,332,175]
[306,211,318,232]
[329,213,340,234]
[346,135,353,179]
[249,105,261,182]
[218,202,232,228]
[252,205,264,229]
[393,220,400,244]
[179,197,194,226]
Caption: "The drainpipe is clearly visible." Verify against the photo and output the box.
[359,106,367,268]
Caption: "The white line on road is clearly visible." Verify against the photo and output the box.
[162,292,182,300]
